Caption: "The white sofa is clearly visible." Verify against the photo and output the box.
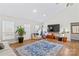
[0,42,16,56]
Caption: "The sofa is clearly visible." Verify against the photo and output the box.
[0,42,16,56]
[45,32,56,39]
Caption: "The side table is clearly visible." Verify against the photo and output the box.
[63,37,67,42]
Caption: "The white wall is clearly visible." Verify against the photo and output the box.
[0,16,42,43]
[44,4,79,41]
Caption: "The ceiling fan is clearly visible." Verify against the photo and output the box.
[56,3,74,7]
[66,3,74,7]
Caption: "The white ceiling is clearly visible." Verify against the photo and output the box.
[0,3,70,22]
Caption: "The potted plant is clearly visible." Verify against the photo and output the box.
[16,25,26,43]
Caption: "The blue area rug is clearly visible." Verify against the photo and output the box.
[16,40,63,56]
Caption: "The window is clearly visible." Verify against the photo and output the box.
[71,22,79,34]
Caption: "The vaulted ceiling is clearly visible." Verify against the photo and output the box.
[0,3,75,22]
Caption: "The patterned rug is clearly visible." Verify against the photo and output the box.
[15,40,63,56]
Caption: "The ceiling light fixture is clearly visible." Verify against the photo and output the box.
[33,9,37,13]
[43,14,46,16]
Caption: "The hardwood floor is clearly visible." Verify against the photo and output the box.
[10,39,79,56]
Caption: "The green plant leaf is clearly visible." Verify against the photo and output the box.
[16,25,26,36]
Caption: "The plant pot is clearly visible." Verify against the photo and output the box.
[18,37,24,43]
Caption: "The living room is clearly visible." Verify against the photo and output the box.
[0,2,79,56]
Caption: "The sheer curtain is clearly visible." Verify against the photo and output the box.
[2,20,15,41]
[24,24,31,39]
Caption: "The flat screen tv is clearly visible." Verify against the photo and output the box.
[48,24,60,32]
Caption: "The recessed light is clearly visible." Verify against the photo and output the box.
[43,14,46,16]
[33,9,37,13]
